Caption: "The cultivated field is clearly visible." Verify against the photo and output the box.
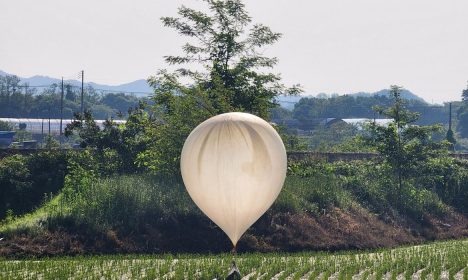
[1,239,466,280]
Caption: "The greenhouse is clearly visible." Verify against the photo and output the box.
[0,118,126,135]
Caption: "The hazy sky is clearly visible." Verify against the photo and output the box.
[1,0,467,103]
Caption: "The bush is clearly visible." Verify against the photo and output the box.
[0,120,13,131]
[279,160,354,214]
[0,155,32,217]
[0,151,68,219]
[289,158,464,218]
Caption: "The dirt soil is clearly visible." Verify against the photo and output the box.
[1,206,467,258]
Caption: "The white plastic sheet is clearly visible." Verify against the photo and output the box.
[181,112,287,246]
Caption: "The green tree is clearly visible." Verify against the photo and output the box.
[101,93,140,115]
[155,0,301,118]
[65,105,150,173]
[291,93,445,130]
[44,135,60,149]
[0,75,22,117]
[458,84,468,138]
[446,128,456,150]
[365,85,449,203]
[140,0,301,174]
[307,122,361,151]
[0,152,67,218]
[462,85,468,101]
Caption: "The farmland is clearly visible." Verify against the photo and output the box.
[1,239,466,279]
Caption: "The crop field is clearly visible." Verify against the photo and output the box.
[1,239,467,280]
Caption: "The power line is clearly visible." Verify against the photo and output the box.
[81,70,84,114]
[7,84,462,106]
[13,84,154,95]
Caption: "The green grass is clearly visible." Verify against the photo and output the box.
[2,158,461,237]
[1,172,348,236]
[1,239,466,279]
[0,194,63,236]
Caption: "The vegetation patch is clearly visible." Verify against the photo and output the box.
[1,159,467,257]
[1,239,466,279]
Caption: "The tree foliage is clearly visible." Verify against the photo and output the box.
[446,128,456,150]
[156,0,301,118]
[462,86,468,102]
[364,86,449,203]
[0,120,13,131]
[288,94,452,130]
[0,74,142,119]
[64,105,151,173]
[457,84,468,138]
[141,0,301,174]
[0,152,67,219]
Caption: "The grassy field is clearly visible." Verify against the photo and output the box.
[1,239,466,280]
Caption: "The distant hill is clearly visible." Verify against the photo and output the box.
[0,70,153,97]
[276,89,426,109]
[275,95,310,110]
[1,70,426,104]
[351,89,425,102]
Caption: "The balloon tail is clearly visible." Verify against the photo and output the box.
[226,245,241,279]
[226,260,241,280]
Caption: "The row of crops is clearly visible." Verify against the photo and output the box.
[1,239,466,279]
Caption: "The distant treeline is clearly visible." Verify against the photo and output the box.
[0,74,146,119]
[272,94,461,131]
[2,73,467,139]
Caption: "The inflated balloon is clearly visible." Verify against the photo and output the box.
[180,112,287,246]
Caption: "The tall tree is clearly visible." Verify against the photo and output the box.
[141,0,301,174]
[462,83,468,101]
[150,0,300,119]
[365,86,448,205]
[0,75,21,117]
[457,84,468,138]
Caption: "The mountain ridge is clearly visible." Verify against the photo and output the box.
[0,70,153,96]
[1,70,426,106]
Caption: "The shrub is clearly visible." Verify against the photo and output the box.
[0,120,13,131]
[0,155,31,217]
[0,151,68,219]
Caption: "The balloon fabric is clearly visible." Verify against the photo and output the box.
[180,112,287,246]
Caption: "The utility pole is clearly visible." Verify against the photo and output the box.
[447,102,456,151]
[23,84,28,116]
[80,70,84,115]
[48,104,51,136]
[60,77,64,144]
[41,119,44,148]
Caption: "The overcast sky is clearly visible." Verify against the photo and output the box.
[1,0,467,103]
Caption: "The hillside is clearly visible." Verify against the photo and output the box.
[352,89,425,102]
[1,153,467,257]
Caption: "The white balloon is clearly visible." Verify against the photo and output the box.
[180,112,287,246]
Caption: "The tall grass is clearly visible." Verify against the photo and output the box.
[53,175,199,233]
[1,158,461,239]
[1,167,351,237]
[274,174,353,214]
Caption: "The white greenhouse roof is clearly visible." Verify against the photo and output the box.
[0,118,126,135]
[342,118,393,129]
